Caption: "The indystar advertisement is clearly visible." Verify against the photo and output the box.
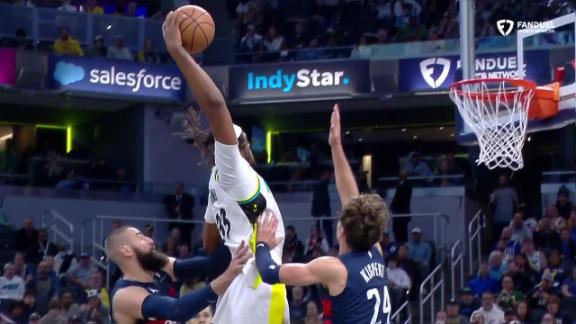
[399,50,550,92]
[228,60,371,100]
[0,48,16,86]
[48,56,185,100]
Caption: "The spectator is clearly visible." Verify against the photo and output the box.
[535,216,562,252]
[459,287,479,319]
[505,255,535,294]
[39,300,67,324]
[376,28,390,45]
[162,227,182,257]
[53,28,84,57]
[390,170,412,243]
[66,253,98,290]
[468,261,499,297]
[28,261,57,315]
[397,244,421,301]
[515,300,531,323]
[521,239,547,272]
[137,40,159,63]
[87,35,107,57]
[544,206,566,234]
[3,301,26,323]
[529,270,556,316]
[407,227,432,269]
[4,29,34,51]
[541,313,556,324]
[445,301,468,324]
[283,225,305,263]
[59,290,81,320]
[12,253,32,280]
[236,0,263,32]
[569,208,576,241]
[379,231,398,260]
[288,21,309,49]
[84,0,104,14]
[0,263,25,305]
[509,211,533,243]
[14,218,38,254]
[470,292,504,324]
[177,243,191,259]
[350,35,372,59]
[490,174,519,239]
[289,286,307,323]
[29,312,41,324]
[386,257,410,311]
[56,0,77,12]
[125,1,144,18]
[163,182,194,244]
[311,170,333,247]
[435,310,447,323]
[305,225,330,257]
[53,243,77,277]
[561,266,576,297]
[503,308,518,323]
[469,312,483,324]
[263,26,284,53]
[27,228,58,264]
[107,36,133,60]
[22,290,37,320]
[85,271,109,308]
[80,289,111,324]
[497,227,520,262]
[545,295,572,324]
[404,152,432,178]
[305,301,322,324]
[239,24,263,53]
[189,306,213,324]
[543,249,569,288]
[496,275,524,311]
[143,224,154,238]
[559,227,576,261]
[395,16,427,42]
[487,251,506,281]
[556,186,573,219]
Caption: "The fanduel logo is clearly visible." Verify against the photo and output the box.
[54,61,182,93]
[497,19,514,36]
[419,58,451,89]
[247,69,350,93]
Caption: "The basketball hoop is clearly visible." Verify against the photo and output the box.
[449,78,537,170]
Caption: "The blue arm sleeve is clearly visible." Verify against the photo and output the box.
[255,242,281,284]
[141,285,217,322]
[173,256,213,280]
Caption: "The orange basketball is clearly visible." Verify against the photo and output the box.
[175,5,215,54]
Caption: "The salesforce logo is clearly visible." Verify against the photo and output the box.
[53,61,182,93]
[247,69,350,93]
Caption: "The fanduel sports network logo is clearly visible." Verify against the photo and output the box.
[419,58,451,89]
[247,69,350,93]
[497,19,515,36]
[53,61,182,92]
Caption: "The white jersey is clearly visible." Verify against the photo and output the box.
[204,141,289,324]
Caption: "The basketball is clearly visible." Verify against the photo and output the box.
[175,5,215,54]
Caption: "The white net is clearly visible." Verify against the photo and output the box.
[449,79,535,170]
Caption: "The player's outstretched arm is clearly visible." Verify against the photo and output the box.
[255,213,345,292]
[113,243,251,322]
[162,11,237,145]
[329,104,359,206]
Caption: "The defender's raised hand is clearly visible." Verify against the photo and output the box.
[329,104,341,147]
[257,210,282,249]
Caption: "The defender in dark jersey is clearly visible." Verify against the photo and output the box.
[105,226,250,324]
[255,105,391,324]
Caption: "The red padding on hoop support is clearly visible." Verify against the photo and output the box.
[529,82,559,120]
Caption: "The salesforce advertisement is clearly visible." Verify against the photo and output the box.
[48,56,185,101]
[398,50,550,92]
[228,60,371,101]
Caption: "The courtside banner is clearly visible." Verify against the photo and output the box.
[0,48,16,85]
[228,60,371,101]
[399,50,550,92]
[47,55,185,100]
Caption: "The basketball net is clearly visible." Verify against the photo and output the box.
[449,79,536,170]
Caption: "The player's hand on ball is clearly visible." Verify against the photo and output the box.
[328,104,341,147]
[162,11,183,53]
[257,210,282,248]
[228,241,251,275]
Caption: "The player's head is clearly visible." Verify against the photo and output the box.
[337,194,388,252]
[105,226,169,273]
[236,129,255,166]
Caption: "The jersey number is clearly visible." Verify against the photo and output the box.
[215,208,231,239]
[367,286,391,324]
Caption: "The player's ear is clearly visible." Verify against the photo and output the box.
[120,245,132,257]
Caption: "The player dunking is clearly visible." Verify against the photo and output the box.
[163,11,289,324]
[255,105,391,324]
[106,226,250,324]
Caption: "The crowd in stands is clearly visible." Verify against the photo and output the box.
[435,185,576,324]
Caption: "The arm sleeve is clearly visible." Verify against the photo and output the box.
[214,141,259,201]
[173,257,213,280]
[255,242,282,284]
[141,285,217,322]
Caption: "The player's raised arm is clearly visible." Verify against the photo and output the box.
[254,213,346,294]
[162,11,236,145]
[329,104,360,206]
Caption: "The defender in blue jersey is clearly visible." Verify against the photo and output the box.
[255,105,391,324]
